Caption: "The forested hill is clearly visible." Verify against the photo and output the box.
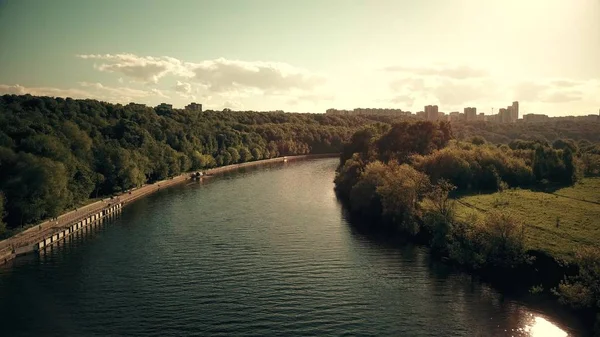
[0,94,380,231]
[1,94,599,232]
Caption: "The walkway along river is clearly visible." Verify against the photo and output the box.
[0,154,336,265]
[0,158,589,336]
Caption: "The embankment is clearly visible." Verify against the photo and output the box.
[0,153,337,265]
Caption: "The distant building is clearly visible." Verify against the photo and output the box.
[448,111,460,122]
[156,103,173,110]
[425,105,439,121]
[185,102,202,112]
[464,107,477,121]
[499,108,509,123]
[325,108,410,116]
[523,113,550,123]
[512,101,519,121]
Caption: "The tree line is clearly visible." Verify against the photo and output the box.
[334,120,600,332]
[0,94,381,233]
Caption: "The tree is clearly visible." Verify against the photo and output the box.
[376,162,430,233]
[428,179,456,220]
[227,147,241,163]
[562,147,577,184]
[239,147,253,162]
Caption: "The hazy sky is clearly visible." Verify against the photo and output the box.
[1,0,599,115]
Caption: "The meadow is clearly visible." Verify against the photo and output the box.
[454,177,600,262]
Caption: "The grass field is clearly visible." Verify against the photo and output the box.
[453,177,600,262]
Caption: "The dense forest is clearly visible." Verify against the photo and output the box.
[1,93,600,237]
[334,120,600,333]
[0,94,383,232]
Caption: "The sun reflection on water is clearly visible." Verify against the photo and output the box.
[519,314,569,337]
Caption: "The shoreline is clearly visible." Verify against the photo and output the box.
[336,192,597,335]
[0,153,338,265]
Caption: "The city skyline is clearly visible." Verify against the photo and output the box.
[1,0,599,116]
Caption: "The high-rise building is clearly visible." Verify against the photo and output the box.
[425,105,439,121]
[512,101,519,121]
[185,102,203,112]
[499,108,509,123]
[464,107,477,121]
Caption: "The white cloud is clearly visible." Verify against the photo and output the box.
[0,82,169,105]
[77,54,326,97]
[77,53,195,84]
[0,83,99,99]
[286,92,335,106]
[151,88,170,99]
[190,58,325,93]
[383,63,600,114]
[384,64,489,79]
[222,100,244,110]
[173,81,196,100]
[77,53,327,108]
[78,82,155,102]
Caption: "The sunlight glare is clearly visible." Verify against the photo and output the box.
[523,316,568,337]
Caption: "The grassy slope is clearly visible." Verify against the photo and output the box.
[453,178,600,262]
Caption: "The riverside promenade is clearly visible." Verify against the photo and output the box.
[0,154,337,265]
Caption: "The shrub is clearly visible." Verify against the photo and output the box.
[448,212,528,270]
[555,246,600,310]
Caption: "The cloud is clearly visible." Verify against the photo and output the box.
[285,92,335,106]
[78,82,154,101]
[0,83,99,99]
[173,81,196,100]
[0,82,166,105]
[222,100,244,110]
[390,77,427,92]
[77,53,194,84]
[512,81,548,101]
[77,54,326,97]
[551,79,579,87]
[190,58,326,93]
[432,79,498,106]
[389,94,415,106]
[383,64,489,79]
[542,90,582,103]
[151,88,170,99]
[511,79,597,104]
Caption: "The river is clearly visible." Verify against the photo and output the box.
[0,158,588,336]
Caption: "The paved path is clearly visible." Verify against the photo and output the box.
[0,153,337,262]
[0,174,189,254]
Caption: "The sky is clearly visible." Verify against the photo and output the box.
[0,0,599,116]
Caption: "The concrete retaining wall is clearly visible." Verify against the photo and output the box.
[0,203,125,263]
[33,204,123,253]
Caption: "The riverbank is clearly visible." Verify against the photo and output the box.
[0,153,338,265]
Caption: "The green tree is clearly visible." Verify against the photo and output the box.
[228,147,241,163]
[239,147,253,162]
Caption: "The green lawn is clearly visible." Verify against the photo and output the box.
[453,178,600,262]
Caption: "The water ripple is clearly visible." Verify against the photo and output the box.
[0,159,585,337]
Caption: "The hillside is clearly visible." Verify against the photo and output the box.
[0,94,381,232]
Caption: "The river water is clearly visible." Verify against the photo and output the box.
[0,158,588,336]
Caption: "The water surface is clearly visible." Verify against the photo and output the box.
[0,159,586,336]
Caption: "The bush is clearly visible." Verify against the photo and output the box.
[448,212,528,270]
[555,246,600,310]
[412,143,534,192]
